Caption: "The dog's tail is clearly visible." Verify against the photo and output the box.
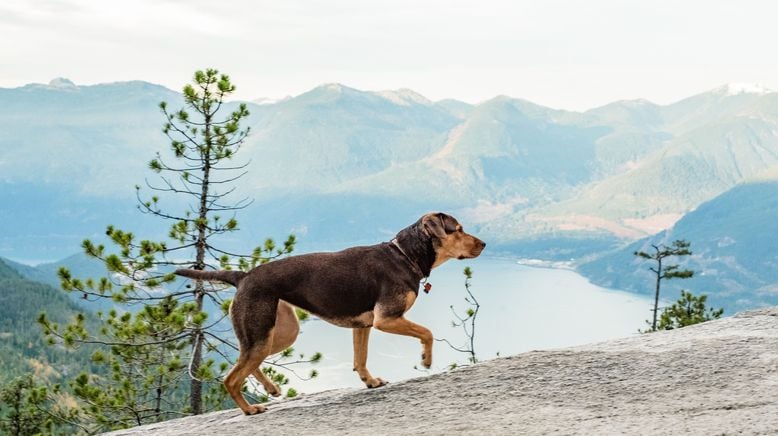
[175,269,247,287]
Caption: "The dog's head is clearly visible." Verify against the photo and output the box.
[420,212,485,268]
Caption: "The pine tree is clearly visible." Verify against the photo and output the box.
[657,290,724,330]
[0,375,83,435]
[0,376,52,436]
[634,240,694,332]
[39,69,319,430]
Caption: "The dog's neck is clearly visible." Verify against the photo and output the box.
[391,220,436,278]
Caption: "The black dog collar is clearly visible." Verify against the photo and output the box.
[390,238,432,293]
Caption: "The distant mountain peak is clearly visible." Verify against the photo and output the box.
[304,82,372,100]
[48,77,77,89]
[714,82,773,96]
[317,83,348,93]
[618,98,656,106]
[375,89,432,106]
[293,83,363,103]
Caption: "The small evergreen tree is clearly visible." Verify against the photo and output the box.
[634,240,694,332]
[657,290,724,330]
[0,376,51,436]
[38,69,319,431]
[437,267,480,367]
[0,376,82,435]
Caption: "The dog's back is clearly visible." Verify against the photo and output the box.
[239,243,416,320]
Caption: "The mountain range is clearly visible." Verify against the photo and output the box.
[579,181,778,312]
[2,78,778,309]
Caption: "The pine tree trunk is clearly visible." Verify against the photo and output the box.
[189,320,204,415]
[651,259,662,332]
[190,113,213,415]
[155,379,163,421]
[190,211,208,414]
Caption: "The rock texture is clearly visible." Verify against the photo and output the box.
[107,308,778,435]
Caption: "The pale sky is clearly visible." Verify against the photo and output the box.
[2,0,777,111]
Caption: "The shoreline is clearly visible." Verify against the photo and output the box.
[514,258,576,270]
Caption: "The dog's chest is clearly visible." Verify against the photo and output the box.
[404,292,417,311]
[318,311,375,328]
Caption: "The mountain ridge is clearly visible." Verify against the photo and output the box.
[577,181,778,312]
[3,78,778,272]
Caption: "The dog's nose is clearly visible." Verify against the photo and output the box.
[477,239,486,249]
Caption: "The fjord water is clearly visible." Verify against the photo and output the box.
[278,257,655,394]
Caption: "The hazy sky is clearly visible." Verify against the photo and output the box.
[2,0,777,110]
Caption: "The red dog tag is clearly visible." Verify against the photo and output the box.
[423,282,432,294]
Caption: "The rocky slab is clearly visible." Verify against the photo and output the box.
[106,308,778,435]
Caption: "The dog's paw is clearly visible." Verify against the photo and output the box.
[421,352,432,369]
[266,383,282,397]
[365,377,388,388]
[243,404,267,415]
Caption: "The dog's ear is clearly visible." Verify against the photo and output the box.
[422,213,448,240]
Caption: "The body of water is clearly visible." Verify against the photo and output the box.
[270,257,655,395]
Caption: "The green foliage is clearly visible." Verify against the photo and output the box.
[67,299,190,429]
[294,307,310,321]
[0,260,100,385]
[0,375,84,435]
[0,376,54,435]
[657,290,724,330]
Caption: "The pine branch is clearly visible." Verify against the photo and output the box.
[434,337,471,354]
[208,159,252,171]
[45,327,190,348]
[203,171,248,185]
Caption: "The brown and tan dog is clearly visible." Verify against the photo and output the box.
[176,212,485,415]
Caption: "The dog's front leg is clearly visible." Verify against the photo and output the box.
[373,316,433,368]
[352,327,387,388]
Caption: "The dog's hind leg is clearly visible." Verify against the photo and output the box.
[225,342,274,414]
[352,327,387,388]
[224,295,279,415]
[252,301,300,397]
[252,369,281,398]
